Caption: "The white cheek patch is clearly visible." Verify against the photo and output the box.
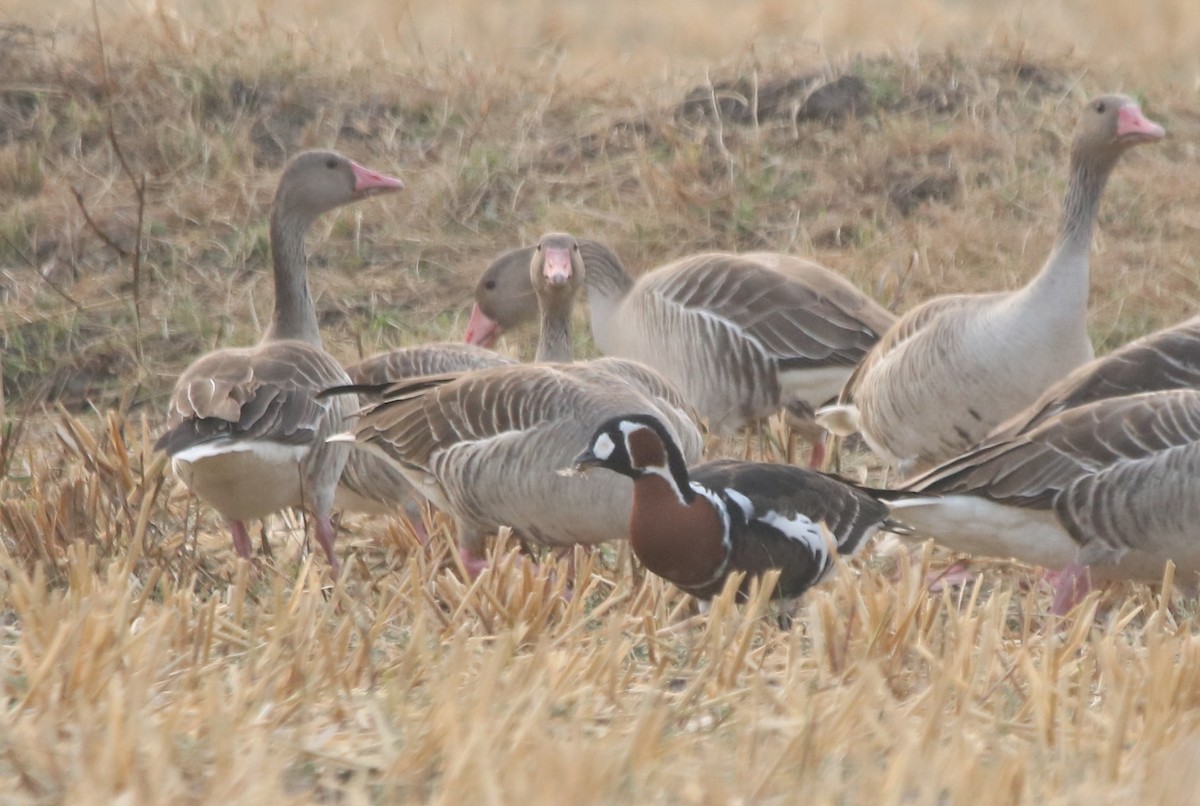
[592,432,616,461]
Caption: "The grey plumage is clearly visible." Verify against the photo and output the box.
[991,314,1200,439]
[820,95,1165,473]
[471,240,894,438]
[155,150,404,570]
[898,389,1200,584]
[341,363,705,560]
[336,344,517,514]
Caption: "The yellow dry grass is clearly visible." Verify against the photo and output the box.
[2,2,1200,802]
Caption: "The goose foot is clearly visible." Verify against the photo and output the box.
[402,501,431,545]
[1047,562,1092,615]
[259,523,275,561]
[231,520,253,559]
[925,560,975,592]
[775,598,800,630]
[314,515,342,575]
[459,547,490,580]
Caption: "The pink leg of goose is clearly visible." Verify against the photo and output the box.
[231,520,253,559]
[1049,562,1092,615]
[925,560,976,592]
[459,546,490,580]
[806,438,826,470]
[314,516,341,574]
[403,501,431,546]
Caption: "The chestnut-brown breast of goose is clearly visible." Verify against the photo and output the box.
[623,425,731,594]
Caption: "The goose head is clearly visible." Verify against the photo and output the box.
[273,150,404,224]
[465,245,537,348]
[1070,95,1164,170]
[530,232,586,362]
[531,232,585,307]
[573,413,692,493]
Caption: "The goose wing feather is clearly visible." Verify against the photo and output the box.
[640,254,891,369]
[838,293,990,403]
[904,390,1200,524]
[992,315,1200,438]
[346,343,516,387]
[346,363,703,547]
[156,340,352,455]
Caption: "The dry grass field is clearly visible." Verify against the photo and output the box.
[2,1,1200,802]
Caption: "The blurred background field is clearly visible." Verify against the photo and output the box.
[1,1,1200,802]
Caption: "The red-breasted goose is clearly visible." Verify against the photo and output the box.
[572,412,907,606]
[155,151,403,571]
[817,95,1165,474]
[467,241,894,466]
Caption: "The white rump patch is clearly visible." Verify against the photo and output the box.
[814,403,860,436]
[887,495,1077,568]
[592,432,616,461]
[172,439,309,465]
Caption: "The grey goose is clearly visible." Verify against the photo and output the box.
[467,241,894,466]
[817,95,1165,474]
[155,151,404,571]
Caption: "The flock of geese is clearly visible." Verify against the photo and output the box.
[153,92,1198,618]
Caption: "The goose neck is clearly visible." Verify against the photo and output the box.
[579,242,634,351]
[1021,155,1113,306]
[534,294,575,362]
[579,241,634,300]
[263,207,323,347]
[1055,158,1111,257]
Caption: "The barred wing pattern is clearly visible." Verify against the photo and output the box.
[336,343,516,513]
[991,315,1200,438]
[344,363,704,552]
[904,390,1200,571]
[692,459,894,599]
[156,340,353,455]
[615,254,893,432]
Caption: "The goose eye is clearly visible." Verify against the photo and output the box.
[1095,101,1106,114]
[325,158,338,169]
[484,280,496,291]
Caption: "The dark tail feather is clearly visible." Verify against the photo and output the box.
[881,517,915,536]
[320,372,463,402]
